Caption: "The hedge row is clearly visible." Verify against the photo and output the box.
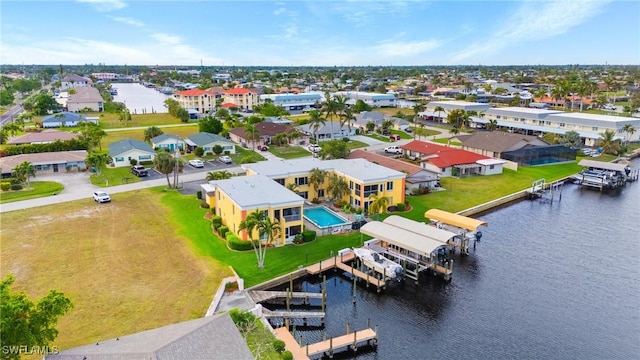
[226,232,256,251]
[302,230,316,242]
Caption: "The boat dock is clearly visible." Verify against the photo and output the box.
[574,159,632,191]
[275,322,378,359]
[246,290,323,304]
[305,252,387,291]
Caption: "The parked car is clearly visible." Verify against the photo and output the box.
[93,191,111,203]
[308,144,321,153]
[603,104,616,110]
[404,127,413,133]
[257,145,269,151]
[384,145,402,154]
[130,165,148,177]
[390,134,401,141]
[219,155,233,164]
[189,159,205,168]
[382,129,391,136]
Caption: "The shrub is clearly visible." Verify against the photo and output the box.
[302,230,316,243]
[273,339,286,354]
[139,160,154,166]
[293,233,304,244]
[0,182,10,191]
[396,203,406,211]
[211,215,223,227]
[196,190,202,200]
[218,225,229,238]
[281,351,293,360]
[229,308,256,331]
[10,184,23,191]
[311,197,321,204]
[200,203,210,209]
[224,150,231,155]
[355,207,363,215]
[130,158,137,166]
[404,198,410,206]
[194,147,205,157]
[226,233,255,251]
[342,137,350,143]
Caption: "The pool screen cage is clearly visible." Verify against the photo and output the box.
[501,145,577,166]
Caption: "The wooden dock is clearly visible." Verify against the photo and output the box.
[275,326,377,359]
[262,308,325,319]
[305,252,386,290]
[247,290,323,304]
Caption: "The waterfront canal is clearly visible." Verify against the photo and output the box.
[278,160,640,359]
[111,83,170,114]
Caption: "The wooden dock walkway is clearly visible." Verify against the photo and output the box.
[274,326,377,359]
[262,308,325,319]
[247,290,323,303]
[305,252,386,290]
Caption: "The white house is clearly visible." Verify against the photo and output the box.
[108,138,156,167]
[186,132,236,155]
[41,112,99,128]
[151,134,186,152]
[259,93,322,111]
[60,74,91,90]
[296,122,355,141]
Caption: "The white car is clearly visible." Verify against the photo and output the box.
[603,104,616,110]
[219,155,233,164]
[384,145,402,154]
[189,159,205,168]
[308,144,321,153]
[93,191,111,203]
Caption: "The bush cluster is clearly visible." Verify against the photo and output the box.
[10,184,23,191]
[0,182,11,191]
[302,230,316,243]
[4,139,87,156]
[218,225,229,239]
[396,203,406,211]
[226,233,255,251]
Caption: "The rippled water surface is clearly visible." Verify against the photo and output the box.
[112,83,170,114]
[275,160,640,360]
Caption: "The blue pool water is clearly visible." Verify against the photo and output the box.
[304,207,350,228]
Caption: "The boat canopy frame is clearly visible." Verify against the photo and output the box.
[383,215,459,243]
[424,209,488,231]
[360,221,447,257]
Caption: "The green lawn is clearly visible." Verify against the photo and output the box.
[230,147,266,164]
[90,166,141,187]
[391,129,412,139]
[374,108,414,117]
[268,145,311,159]
[101,124,200,149]
[32,112,182,129]
[344,139,369,150]
[432,138,462,146]
[0,181,64,203]
[412,127,441,138]
[161,190,366,287]
[364,133,392,143]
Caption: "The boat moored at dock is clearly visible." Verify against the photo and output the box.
[353,247,403,280]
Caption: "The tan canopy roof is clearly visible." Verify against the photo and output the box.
[360,221,447,256]
[383,215,458,243]
[424,209,488,231]
[578,159,628,172]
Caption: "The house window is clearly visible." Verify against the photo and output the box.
[115,157,124,162]
[386,181,393,191]
[139,155,152,160]
[354,184,361,196]
[592,126,598,131]
[317,189,325,198]
[275,178,285,185]
[295,177,308,186]
[489,165,495,170]
[493,152,498,157]
[349,181,354,190]
[442,168,446,173]
[297,191,308,199]
[559,123,565,128]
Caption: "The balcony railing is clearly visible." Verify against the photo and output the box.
[283,214,301,222]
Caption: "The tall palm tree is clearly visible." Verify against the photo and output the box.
[257,217,281,262]
[144,126,163,143]
[322,92,340,138]
[598,129,622,155]
[412,102,425,123]
[238,210,268,268]
[381,119,394,131]
[339,107,356,138]
[326,174,350,202]
[535,87,547,102]
[434,105,445,123]
[12,161,35,188]
[622,124,636,145]
[368,193,389,220]
[287,130,301,145]
[309,167,328,199]
[154,151,176,188]
[244,123,260,151]
[307,110,326,142]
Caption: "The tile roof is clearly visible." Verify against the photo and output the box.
[229,121,294,138]
[7,130,78,145]
[67,87,103,103]
[174,89,216,97]
[401,140,490,168]
[221,102,239,108]
[0,150,88,172]
[224,88,257,95]
[347,149,422,176]
[108,138,155,157]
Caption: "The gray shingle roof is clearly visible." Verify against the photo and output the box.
[108,138,155,157]
[151,134,183,143]
[42,112,83,123]
[186,132,232,147]
[45,313,254,360]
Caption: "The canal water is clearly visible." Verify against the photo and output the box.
[111,83,170,114]
[275,159,640,359]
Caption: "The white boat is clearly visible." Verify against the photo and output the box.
[353,248,403,279]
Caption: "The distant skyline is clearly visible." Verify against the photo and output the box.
[1,0,638,66]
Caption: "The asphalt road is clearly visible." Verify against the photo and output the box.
[0,104,23,125]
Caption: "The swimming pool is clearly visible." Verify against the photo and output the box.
[304,206,350,229]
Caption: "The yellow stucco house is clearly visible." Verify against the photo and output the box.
[201,175,304,245]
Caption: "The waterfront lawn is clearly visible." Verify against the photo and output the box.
[162,190,365,287]
[0,189,229,352]
[90,166,141,187]
[100,113,181,128]
[0,181,64,203]
[268,145,310,159]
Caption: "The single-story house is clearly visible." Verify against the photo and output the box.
[454,132,549,158]
[296,122,354,142]
[229,121,295,147]
[347,149,439,192]
[41,112,99,128]
[6,129,78,145]
[44,313,253,360]
[186,132,236,154]
[151,134,187,152]
[66,87,104,112]
[108,138,156,167]
[352,111,406,132]
[401,140,505,177]
[0,150,88,177]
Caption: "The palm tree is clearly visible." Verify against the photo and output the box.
[322,92,340,137]
[85,152,110,176]
[339,107,356,138]
[412,102,425,123]
[154,151,176,188]
[487,119,498,132]
[144,126,163,143]
[381,119,394,131]
[257,217,281,264]
[622,124,636,145]
[447,109,469,130]
[309,167,328,199]
[12,161,35,188]
[598,129,622,155]
[326,174,350,202]
[434,105,445,123]
[286,183,299,193]
[368,193,389,220]
[534,87,547,102]
[238,210,268,268]
[287,130,301,145]
[244,123,260,151]
[307,110,326,142]
[206,170,233,181]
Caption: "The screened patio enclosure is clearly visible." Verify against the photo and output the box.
[501,145,577,166]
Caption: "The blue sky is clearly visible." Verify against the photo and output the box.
[1,0,638,66]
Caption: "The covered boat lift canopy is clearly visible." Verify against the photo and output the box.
[360,221,447,257]
[383,215,458,243]
[424,209,488,231]
[578,159,628,172]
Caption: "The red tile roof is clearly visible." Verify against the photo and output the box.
[347,150,422,175]
[174,89,215,97]
[221,102,239,108]
[224,88,257,95]
[229,122,294,139]
[402,140,490,168]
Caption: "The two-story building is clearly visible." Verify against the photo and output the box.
[223,88,259,110]
[259,93,322,111]
[173,89,218,114]
[334,91,396,108]
[243,158,406,211]
[201,175,305,244]
[60,74,91,90]
[66,87,104,112]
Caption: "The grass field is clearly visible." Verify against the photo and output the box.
[100,124,199,149]
[90,166,141,187]
[432,138,462,146]
[390,129,412,139]
[364,133,392,142]
[32,112,182,129]
[374,108,414,117]
[344,139,369,149]
[0,188,231,352]
[267,145,311,159]
[0,181,65,203]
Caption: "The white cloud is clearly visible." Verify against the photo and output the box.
[152,33,182,45]
[108,16,143,27]
[450,0,610,63]
[273,7,286,16]
[76,0,126,12]
[374,39,441,57]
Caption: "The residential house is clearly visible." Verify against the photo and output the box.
[6,129,78,145]
[66,87,104,112]
[334,91,396,107]
[347,150,439,193]
[186,132,236,155]
[201,174,305,244]
[455,132,549,158]
[259,93,322,111]
[0,150,88,177]
[41,112,99,128]
[229,121,295,147]
[60,74,91,90]
[173,89,218,114]
[151,134,186,152]
[296,122,354,142]
[401,140,505,177]
[108,138,156,167]
[223,88,259,110]
[243,157,406,211]
[420,100,491,122]
[45,313,253,360]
